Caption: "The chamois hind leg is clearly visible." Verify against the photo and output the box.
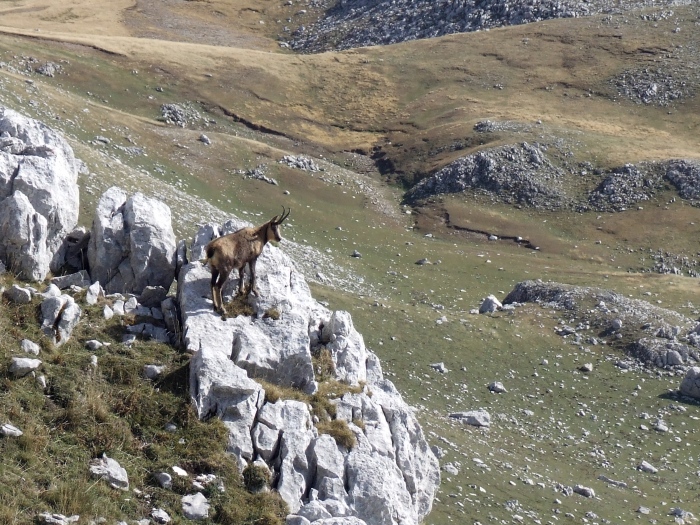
[210,268,220,311]
[236,267,246,296]
[215,269,230,313]
[249,259,260,297]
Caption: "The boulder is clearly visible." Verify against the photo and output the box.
[89,453,129,490]
[40,294,81,346]
[4,284,32,304]
[0,191,50,280]
[449,409,491,428]
[479,295,502,314]
[52,268,90,290]
[0,108,79,279]
[680,367,700,399]
[88,187,177,294]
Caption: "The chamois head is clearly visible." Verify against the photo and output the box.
[266,206,291,243]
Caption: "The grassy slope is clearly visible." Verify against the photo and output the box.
[0,1,699,523]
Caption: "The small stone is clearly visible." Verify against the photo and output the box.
[638,460,658,473]
[103,305,114,319]
[37,513,80,525]
[144,364,166,380]
[151,508,171,524]
[199,134,211,145]
[85,340,103,351]
[20,339,41,355]
[165,423,178,433]
[488,381,506,393]
[172,465,188,477]
[573,485,595,498]
[1,423,23,437]
[154,472,173,489]
[36,375,47,389]
[579,363,593,373]
[89,453,129,490]
[479,295,502,314]
[351,250,362,258]
[430,362,448,373]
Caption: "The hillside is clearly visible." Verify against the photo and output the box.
[1,0,700,523]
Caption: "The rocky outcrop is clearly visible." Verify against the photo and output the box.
[88,187,177,294]
[404,142,569,210]
[289,0,688,53]
[504,280,700,370]
[0,107,79,280]
[180,222,440,525]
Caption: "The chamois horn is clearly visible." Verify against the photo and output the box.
[273,206,291,225]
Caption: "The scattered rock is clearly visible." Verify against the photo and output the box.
[479,295,502,314]
[4,284,32,304]
[449,410,491,428]
[37,514,79,525]
[151,508,171,524]
[144,364,165,380]
[638,460,658,474]
[1,423,23,437]
[20,339,41,355]
[182,492,210,520]
[89,453,129,491]
[488,381,506,394]
[9,357,42,378]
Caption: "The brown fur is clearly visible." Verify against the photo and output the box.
[204,208,290,313]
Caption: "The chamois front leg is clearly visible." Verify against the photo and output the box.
[210,268,221,312]
[249,258,260,296]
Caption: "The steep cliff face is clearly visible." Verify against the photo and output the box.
[180,222,441,525]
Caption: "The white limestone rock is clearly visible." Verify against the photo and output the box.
[0,108,79,278]
[0,191,50,281]
[89,453,129,490]
[4,283,32,304]
[680,367,700,399]
[1,423,23,437]
[37,513,80,525]
[9,357,42,378]
[20,339,41,355]
[151,508,171,524]
[231,313,315,391]
[40,294,81,346]
[180,221,439,525]
[181,492,209,520]
[88,188,177,294]
[86,281,104,305]
[144,364,166,380]
[320,311,368,385]
[479,294,502,314]
[190,344,264,463]
[449,409,491,428]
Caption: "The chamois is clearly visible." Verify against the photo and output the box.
[204,207,290,313]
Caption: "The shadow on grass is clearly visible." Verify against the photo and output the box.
[658,390,700,407]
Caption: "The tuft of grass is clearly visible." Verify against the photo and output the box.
[311,346,335,382]
[242,464,271,493]
[223,295,255,318]
[316,419,356,450]
[263,307,281,320]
